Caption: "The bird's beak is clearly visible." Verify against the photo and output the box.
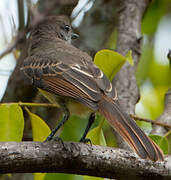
[71,33,79,39]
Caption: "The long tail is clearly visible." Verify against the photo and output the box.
[98,96,164,161]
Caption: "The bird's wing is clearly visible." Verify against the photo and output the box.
[21,51,115,110]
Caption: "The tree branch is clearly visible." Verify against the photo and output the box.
[0,141,170,179]
[114,0,151,114]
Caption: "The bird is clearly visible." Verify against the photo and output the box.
[21,15,164,161]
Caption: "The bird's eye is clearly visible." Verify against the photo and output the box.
[64,25,71,32]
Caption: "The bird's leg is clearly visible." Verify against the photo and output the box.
[80,113,95,144]
[45,106,70,142]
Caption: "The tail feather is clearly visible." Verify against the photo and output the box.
[98,96,164,161]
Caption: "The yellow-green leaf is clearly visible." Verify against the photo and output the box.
[0,104,24,141]
[45,173,82,180]
[25,107,51,141]
[34,173,46,180]
[87,118,106,146]
[149,134,168,154]
[125,50,134,65]
[94,49,126,81]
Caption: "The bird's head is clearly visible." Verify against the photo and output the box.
[30,15,79,44]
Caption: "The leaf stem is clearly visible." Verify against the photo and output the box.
[0,102,59,108]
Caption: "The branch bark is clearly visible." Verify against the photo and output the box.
[0,141,170,180]
[114,0,150,114]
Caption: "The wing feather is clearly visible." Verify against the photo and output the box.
[21,53,108,104]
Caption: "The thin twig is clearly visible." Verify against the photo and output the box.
[0,38,19,59]
[0,102,59,108]
[2,102,170,128]
[131,114,171,129]
[167,49,171,68]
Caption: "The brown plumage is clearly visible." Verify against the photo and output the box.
[21,16,164,161]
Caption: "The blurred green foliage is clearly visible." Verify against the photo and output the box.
[142,0,171,35]
[136,44,171,120]
[136,0,171,123]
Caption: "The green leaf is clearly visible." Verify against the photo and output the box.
[0,104,24,141]
[94,49,126,81]
[149,134,168,154]
[125,50,134,65]
[87,118,106,146]
[25,107,51,141]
